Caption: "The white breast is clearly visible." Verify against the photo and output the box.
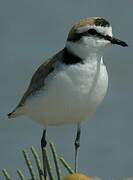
[25,59,108,126]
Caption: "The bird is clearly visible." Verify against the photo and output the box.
[8,17,128,176]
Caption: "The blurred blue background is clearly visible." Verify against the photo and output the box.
[0,0,133,179]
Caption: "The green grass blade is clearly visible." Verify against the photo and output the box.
[22,150,36,180]
[49,142,62,180]
[2,169,11,180]
[43,148,54,180]
[17,169,25,180]
[31,146,44,180]
[59,157,74,174]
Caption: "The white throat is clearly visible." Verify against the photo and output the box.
[66,41,103,63]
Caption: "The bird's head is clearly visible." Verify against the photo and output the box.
[66,17,128,58]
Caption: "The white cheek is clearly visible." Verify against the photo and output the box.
[96,39,111,47]
[83,36,111,48]
[82,36,95,45]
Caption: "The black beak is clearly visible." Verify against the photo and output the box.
[105,35,128,47]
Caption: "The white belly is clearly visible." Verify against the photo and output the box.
[25,60,108,126]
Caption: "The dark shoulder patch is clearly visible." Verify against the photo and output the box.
[95,18,110,27]
[62,48,83,65]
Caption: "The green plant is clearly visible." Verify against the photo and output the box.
[1,142,74,180]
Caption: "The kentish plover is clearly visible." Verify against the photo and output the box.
[8,17,128,174]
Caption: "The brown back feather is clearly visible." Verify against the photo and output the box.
[17,50,63,107]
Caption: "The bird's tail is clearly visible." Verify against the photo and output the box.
[8,107,23,119]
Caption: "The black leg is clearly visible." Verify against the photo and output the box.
[74,123,81,172]
[41,129,47,179]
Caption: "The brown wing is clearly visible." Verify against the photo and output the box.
[17,50,63,107]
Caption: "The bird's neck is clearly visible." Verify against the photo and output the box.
[66,41,103,63]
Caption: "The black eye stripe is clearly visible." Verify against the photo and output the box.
[68,28,109,42]
[81,28,103,37]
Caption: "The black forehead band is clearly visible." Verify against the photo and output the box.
[95,18,110,27]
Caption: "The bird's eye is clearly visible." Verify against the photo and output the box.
[87,29,97,35]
